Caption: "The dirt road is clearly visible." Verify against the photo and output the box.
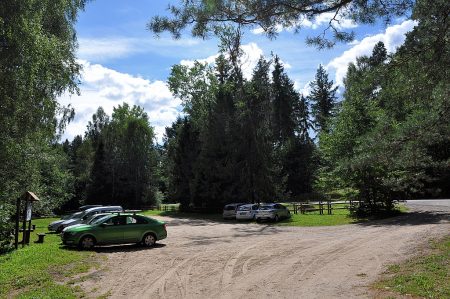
[78,201,450,299]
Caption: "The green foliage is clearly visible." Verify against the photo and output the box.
[308,64,337,134]
[164,48,317,210]
[0,204,14,254]
[0,0,87,251]
[86,104,158,208]
[148,0,413,48]
[318,0,450,213]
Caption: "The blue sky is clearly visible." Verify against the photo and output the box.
[60,0,416,141]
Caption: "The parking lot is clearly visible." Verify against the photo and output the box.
[78,200,450,298]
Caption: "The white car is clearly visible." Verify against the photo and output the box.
[236,204,259,220]
[255,203,291,222]
[223,203,245,219]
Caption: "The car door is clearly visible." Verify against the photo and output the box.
[123,215,148,243]
[280,205,289,217]
[251,204,259,218]
[97,215,126,244]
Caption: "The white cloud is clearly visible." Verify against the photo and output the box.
[251,12,357,35]
[59,60,181,142]
[310,12,358,30]
[180,42,267,80]
[61,42,296,143]
[77,37,201,62]
[180,42,293,81]
[327,20,417,86]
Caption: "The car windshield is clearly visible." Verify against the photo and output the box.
[224,205,237,211]
[91,215,111,225]
[84,214,104,224]
[70,211,84,219]
[259,205,274,210]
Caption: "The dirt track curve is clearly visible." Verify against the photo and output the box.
[77,200,450,299]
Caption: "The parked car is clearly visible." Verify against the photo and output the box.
[54,206,123,233]
[48,211,84,232]
[223,203,246,219]
[61,213,167,249]
[255,203,290,222]
[61,213,112,232]
[236,204,259,220]
[79,205,102,211]
[48,205,103,232]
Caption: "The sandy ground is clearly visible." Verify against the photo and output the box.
[77,200,450,299]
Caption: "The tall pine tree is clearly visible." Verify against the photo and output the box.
[308,65,337,134]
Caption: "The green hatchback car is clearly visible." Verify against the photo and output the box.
[61,213,167,249]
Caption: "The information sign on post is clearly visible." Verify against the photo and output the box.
[26,202,32,221]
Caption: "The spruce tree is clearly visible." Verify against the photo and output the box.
[308,65,337,134]
[272,56,296,143]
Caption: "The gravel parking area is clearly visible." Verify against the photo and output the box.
[78,200,450,298]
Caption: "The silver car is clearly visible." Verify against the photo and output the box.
[61,213,112,232]
[236,204,259,220]
[56,206,123,232]
[48,211,84,232]
[223,203,245,219]
[255,203,290,222]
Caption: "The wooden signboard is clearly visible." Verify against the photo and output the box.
[14,191,40,249]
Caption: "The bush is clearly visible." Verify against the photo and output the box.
[0,203,14,254]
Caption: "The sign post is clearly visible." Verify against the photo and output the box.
[14,191,40,249]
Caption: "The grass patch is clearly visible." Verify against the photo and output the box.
[142,202,408,227]
[142,208,364,226]
[0,218,96,298]
[375,236,450,299]
[277,208,362,226]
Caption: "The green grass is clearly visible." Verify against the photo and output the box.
[375,236,450,299]
[142,206,364,226]
[0,218,96,299]
[277,208,362,226]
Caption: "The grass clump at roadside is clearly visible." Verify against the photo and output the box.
[375,236,450,299]
[0,218,96,298]
[277,208,361,226]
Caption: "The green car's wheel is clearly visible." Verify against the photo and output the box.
[142,233,156,247]
[79,235,95,250]
[274,215,279,222]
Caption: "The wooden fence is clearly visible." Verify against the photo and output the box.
[290,200,361,215]
[141,205,179,212]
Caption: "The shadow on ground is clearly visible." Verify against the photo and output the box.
[60,243,166,253]
[356,210,450,227]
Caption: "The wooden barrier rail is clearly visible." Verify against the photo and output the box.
[290,200,361,215]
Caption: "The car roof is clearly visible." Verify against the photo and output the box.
[84,206,123,213]
[94,213,148,220]
[224,203,246,207]
[79,205,102,211]
[239,203,258,207]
